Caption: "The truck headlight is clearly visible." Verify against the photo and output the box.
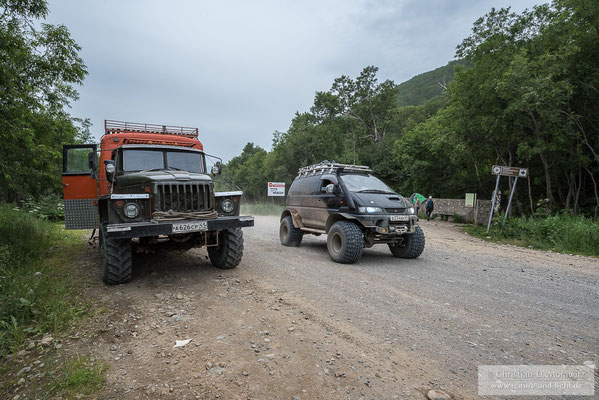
[124,203,140,218]
[358,206,383,213]
[221,199,234,213]
[408,207,415,214]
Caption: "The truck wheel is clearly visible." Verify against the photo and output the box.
[100,225,133,285]
[327,221,363,264]
[279,216,303,247]
[208,228,244,269]
[389,225,425,259]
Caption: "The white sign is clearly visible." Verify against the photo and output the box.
[267,182,285,197]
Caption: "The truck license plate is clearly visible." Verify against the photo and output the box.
[171,221,208,233]
[390,215,409,222]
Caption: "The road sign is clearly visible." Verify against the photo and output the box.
[465,193,476,208]
[267,182,285,197]
[492,165,528,178]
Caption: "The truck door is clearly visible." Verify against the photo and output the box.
[62,144,98,229]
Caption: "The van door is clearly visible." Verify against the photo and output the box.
[62,144,98,229]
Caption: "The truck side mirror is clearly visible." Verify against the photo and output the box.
[88,152,98,179]
[104,160,116,182]
[325,184,336,194]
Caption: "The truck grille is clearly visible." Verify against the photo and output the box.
[156,183,212,212]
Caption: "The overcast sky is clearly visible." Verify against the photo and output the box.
[47,0,541,161]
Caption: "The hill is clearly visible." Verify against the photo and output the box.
[396,59,468,107]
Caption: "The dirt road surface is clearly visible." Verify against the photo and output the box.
[70,217,599,398]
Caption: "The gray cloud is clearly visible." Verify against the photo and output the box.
[47,0,540,161]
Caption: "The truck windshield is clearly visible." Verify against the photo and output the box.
[122,149,205,173]
[341,174,395,193]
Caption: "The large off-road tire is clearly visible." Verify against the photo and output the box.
[279,216,303,247]
[389,225,425,259]
[100,225,133,285]
[208,228,244,269]
[327,221,364,264]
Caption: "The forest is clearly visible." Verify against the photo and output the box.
[218,0,599,219]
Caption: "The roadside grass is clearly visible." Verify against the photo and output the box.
[464,214,599,257]
[47,356,107,399]
[0,204,89,356]
[241,202,285,216]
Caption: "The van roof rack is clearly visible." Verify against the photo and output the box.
[297,161,372,177]
[104,120,198,138]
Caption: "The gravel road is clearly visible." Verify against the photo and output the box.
[39,216,599,399]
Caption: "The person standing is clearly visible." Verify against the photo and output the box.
[425,196,434,221]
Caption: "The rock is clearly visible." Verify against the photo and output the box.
[17,377,25,385]
[215,335,226,341]
[176,292,184,300]
[16,366,31,377]
[155,293,164,300]
[241,371,248,376]
[427,389,451,400]
[287,327,295,332]
[109,345,117,351]
[40,335,53,347]
[205,362,213,370]
[209,367,225,375]
[34,272,41,276]
[265,354,275,359]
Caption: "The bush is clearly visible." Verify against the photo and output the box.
[467,214,599,257]
[19,194,64,221]
[0,204,84,355]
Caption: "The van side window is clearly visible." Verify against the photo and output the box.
[303,176,322,195]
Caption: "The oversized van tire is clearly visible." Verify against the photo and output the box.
[279,216,303,247]
[389,225,425,259]
[101,225,133,285]
[327,221,363,264]
[208,228,244,269]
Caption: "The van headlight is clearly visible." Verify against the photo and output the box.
[124,203,140,218]
[358,206,383,213]
[221,199,234,213]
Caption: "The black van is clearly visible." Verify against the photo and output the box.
[279,162,424,263]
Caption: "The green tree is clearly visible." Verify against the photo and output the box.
[0,0,87,202]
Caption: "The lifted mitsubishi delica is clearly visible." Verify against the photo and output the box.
[279,162,424,263]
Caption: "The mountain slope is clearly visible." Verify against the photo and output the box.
[396,59,468,107]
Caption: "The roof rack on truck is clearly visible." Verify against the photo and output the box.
[297,161,372,177]
[104,120,198,138]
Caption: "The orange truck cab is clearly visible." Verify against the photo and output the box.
[62,120,254,284]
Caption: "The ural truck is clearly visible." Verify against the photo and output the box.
[62,120,254,284]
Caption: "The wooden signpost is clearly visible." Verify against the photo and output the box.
[487,165,529,233]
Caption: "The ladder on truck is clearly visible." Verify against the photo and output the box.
[104,120,198,138]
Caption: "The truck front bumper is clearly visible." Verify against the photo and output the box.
[105,215,254,239]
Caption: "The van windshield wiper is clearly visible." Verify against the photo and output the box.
[357,189,395,194]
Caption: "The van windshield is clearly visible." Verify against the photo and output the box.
[122,149,205,173]
[341,174,395,193]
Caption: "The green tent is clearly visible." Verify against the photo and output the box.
[410,193,427,204]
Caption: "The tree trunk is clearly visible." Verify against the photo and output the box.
[529,111,555,209]
[585,167,599,220]
[538,151,555,209]
[527,168,534,215]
